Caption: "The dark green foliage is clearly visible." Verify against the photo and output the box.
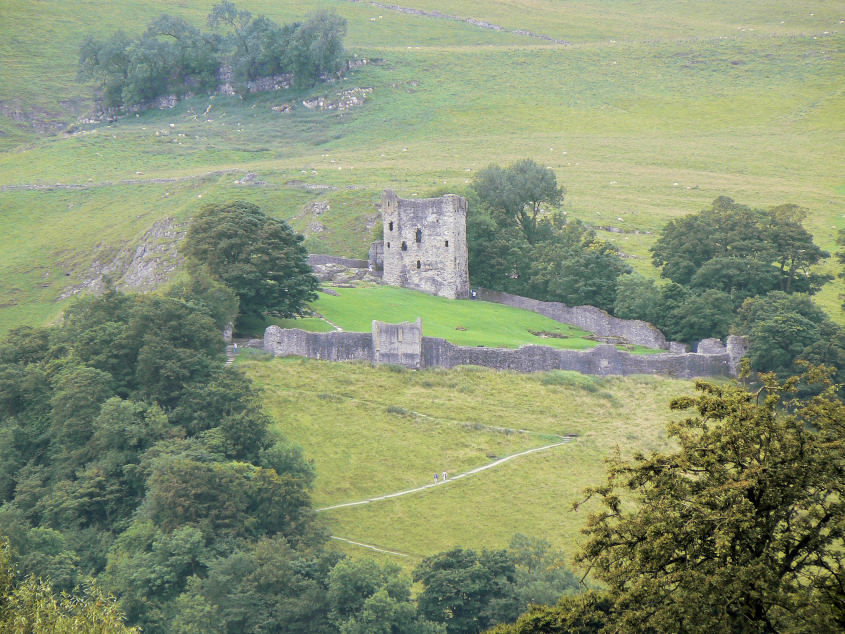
[485,591,616,634]
[465,169,629,311]
[414,548,520,634]
[529,222,631,313]
[661,288,735,344]
[182,200,319,322]
[613,273,661,325]
[168,268,239,330]
[413,540,578,634]
[651,197,830,294]
[0,288,322,632]
[568,369,845,632]
[472,159,565,245]
[80,2,346,107]
[614,197,834,353]
[737,291,845,383]
[328,558,445,633]
[285,11,348,88]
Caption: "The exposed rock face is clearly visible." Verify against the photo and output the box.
[381,190,470,299]
[302,87,373,111]
[60,217,185,299]
[306,254,381,284]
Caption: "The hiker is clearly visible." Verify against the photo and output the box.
[442,471,447,481]
[434,473,439,484]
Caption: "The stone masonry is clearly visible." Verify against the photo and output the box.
[381,190,470,299]
[263,320,749,378]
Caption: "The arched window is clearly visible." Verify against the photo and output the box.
[401,242,407,251]
[386,242,390,248]
[388,221,394,231]
[445,240,449,247]
[416,260,421,269]
[415,228,422,243]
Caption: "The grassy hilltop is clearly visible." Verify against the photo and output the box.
[1,0,843,335]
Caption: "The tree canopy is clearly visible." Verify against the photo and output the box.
[472,159,565,245]
[79,2,347,106]
[651,197,830,296]
[569,367,845,632]
[182,200,319,322]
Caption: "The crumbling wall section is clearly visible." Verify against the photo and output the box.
[263,325,745,378]
[372,319,422,368]
[263,326,372,362]
[476,288,670,350]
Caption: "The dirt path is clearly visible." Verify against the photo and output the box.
[330,536,412,557]
[316,439,572,512]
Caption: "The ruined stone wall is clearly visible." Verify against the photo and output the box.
[263,326,373,362]
[263,324,747,378]
[372,319,422,368]
[368,241,384,270]
[381,190,470,299]
[476,288,670,350]
[307,254,369,269]
[420,339,738,378]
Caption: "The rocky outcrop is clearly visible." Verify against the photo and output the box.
[60,217,185,299]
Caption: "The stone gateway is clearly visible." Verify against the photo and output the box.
[380,190,470,299]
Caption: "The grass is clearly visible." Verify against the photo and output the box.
[0,1,842,335]
[309,285,606,350]
[242,356,694,565]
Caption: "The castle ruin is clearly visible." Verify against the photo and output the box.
[380,190,470,299]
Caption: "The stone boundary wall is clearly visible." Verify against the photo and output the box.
[264,327,372,362]
[476,288,670,350]
[263,325,747,378]
[307,254,369,269]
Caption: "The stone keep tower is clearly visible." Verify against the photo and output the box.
[381,190,470,299]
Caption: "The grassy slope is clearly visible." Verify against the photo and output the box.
[244,356,693,564]
[1,1,843,334]
[311,285,602,350]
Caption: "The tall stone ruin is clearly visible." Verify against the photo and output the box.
[380,190,470,299]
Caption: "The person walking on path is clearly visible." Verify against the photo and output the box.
[434,473,439,484]
[442,471,447,482]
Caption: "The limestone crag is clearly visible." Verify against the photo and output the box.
[60,217,185,299]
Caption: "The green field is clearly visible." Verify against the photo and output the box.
[309,285,621,350]
[269,284,664,352]
[242,355,694,564]
[1,1,843,335]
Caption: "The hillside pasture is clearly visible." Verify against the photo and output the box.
[244,356,694,564]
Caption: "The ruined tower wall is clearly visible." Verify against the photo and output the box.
[381,190,470,299]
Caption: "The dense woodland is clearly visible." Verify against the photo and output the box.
[79,2,348,108]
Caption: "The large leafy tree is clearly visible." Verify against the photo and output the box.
[566,368,845,632]
[529,222,631,313]
[472,160,565,244]
[651,197,830,293]
[183,200,319,321]
[414,548,521,633]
